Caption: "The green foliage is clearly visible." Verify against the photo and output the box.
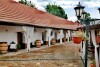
[85,13,90,18]
[19,0,35,8]
[80,13,91,25]
[63,37,66,39]
[46,4,68,19]
[92,59,96,64]
[17,44,21,49]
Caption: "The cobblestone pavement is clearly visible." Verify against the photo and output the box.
[0,43,83,67]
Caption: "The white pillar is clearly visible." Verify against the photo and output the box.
[80,41,85,59]
[66,31,69,42]
[46,28,52,46]
[68,30,71,42]
[60,29,63,44]
[27,37,31,51]
[99,46,100,65]
[83,41,85,59]
[23,26,34,51]
[72,31,76,36]
[95,46,99,67]
[91,30,99,67]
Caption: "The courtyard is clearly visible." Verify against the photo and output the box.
[0,43,83,67]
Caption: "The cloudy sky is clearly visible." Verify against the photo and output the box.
[16,0,100,21]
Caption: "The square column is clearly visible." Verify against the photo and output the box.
[72,31,76,37]
[91,30,99,67]
[80,41,85,59]
[46,28,52,46]
[99,46,100,66]
[68,30,71,42]
[23,26,34,51]
[59,29,63,44]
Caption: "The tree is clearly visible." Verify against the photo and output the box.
[86,13,90,18]
[19,0,35,8]
[46,4,68,19]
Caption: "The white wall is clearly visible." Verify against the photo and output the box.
[45,29,56,42]
[57,33,60,39]
[0,25,24,32]
[30,28,45,45]
[66,33,69,39]
[0,32,17,45]
[0,25,24,45]
[23,27,45,45]
[52,29,59,40]
[57,32,64,40]
[0,26,47,46]
[32,31,42,45]
[50,31,55,40]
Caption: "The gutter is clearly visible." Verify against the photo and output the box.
[0,21,76,30]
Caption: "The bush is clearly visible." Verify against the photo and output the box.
[17,44,21,49]
[92,59,96,64]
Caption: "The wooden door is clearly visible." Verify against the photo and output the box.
[17,32,23,44]
[55,32,57,39]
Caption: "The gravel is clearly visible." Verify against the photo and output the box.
[0,43,83,67]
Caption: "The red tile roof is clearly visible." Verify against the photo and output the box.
[0,0,78,30]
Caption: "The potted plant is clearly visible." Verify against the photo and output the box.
[62,37,66,42]
[96,36,100,44]
[0,42,8,54]
[90,59,96,67]
[73,37,82,44]
[17,44,21,50]
[73,30,86,44]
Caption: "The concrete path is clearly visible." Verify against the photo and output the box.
[0,42,83,67]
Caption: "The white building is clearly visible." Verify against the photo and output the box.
[0,0,78,52]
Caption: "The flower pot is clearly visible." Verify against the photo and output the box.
[96,36,100,44]
[62,38,66,42]
[0,42,8,54]
[35,40,41,48]
[79,48,81,52]
[51,38,56,45]
[73,37,82,44]
[25,43,27,49]
[90,63,95,67]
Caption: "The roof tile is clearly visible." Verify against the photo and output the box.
[0,0,78,30]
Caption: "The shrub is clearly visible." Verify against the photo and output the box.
[17,44,21,49]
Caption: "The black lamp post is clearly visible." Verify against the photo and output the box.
[98,8,100,13]
[74,2,85,20]
[81,11,87,19]
[74,2,91,67]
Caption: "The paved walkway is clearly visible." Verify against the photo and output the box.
[0,42,83,67]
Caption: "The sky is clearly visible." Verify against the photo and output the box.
[16,0,100,21]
